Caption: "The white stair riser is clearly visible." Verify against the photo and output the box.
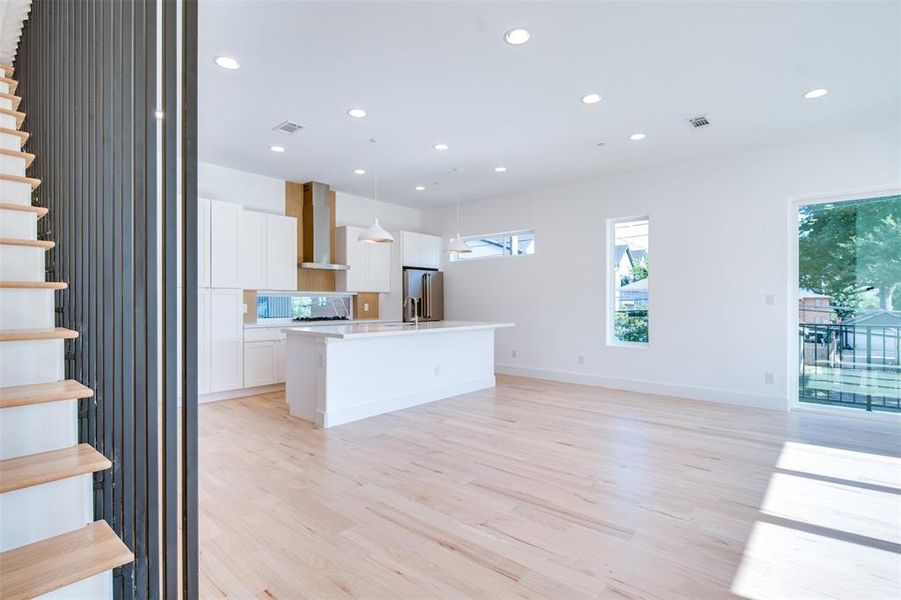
[0,153,26,176]
[0,288,55,329]
[0,207,36,238]
[0,339,65,385]
[0,244,45,280]
[39,572,112,600]
[0,97,10,110]
[0,81,7,95]
[0,178,30,203]
[0,400,77,460]
[0,474,93,552]
[0,130,22,152]
[0,208,37,238]
[0,112,15,130]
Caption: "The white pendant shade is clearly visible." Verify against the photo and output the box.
[358,218,394,244]
[446,235,472,254]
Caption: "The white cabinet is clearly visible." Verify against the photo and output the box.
[265,214,298,290]
[209,200,242,288]
[238,210,267,290]
[336,225,390,292]
[244,341,278,387]
[276,338,287,383]
[198,289,211,394]
[401,230,442,269]
[199,198,211,288]
[204,288,244,393]
[238,211,297,291]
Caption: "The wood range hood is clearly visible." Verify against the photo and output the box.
[285,180,347,292]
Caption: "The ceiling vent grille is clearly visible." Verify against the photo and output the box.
[686,115,711,129]
[272,120,304,134]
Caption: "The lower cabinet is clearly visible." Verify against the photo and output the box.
[243,328,287,388]
[199,287,245,394]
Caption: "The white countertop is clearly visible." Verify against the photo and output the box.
[284,320,514,340]
[246,318,396,329]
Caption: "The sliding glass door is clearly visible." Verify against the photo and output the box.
[797,194,900,412]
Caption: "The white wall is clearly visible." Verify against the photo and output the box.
[420,125,900,410]
[199,161,285,214]
[335,191,421,320]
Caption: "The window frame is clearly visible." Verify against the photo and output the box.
[448,228,536,262]
[607,215,650,348]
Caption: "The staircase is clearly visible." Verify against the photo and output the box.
[0,62,133,599]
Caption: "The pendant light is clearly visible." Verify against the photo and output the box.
[358,139,394,244]
[446,169,472,254]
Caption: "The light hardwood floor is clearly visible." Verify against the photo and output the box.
[199,375,901,599]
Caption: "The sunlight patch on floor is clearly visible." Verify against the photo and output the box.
[775,441,901,488]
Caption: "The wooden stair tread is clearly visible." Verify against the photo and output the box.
[0,379,91,409]
[0,327,78,341]
[0,127,28,142]
[0,520,133,600]
[0,148,34,167]
[0,76,17,94]
[0,173,40,188]
[0,443,110,493]
[0,238,54,249]
[0,92,21,111]
[0,107,24,128]
[0,202,47,217]
[0,280,66,289]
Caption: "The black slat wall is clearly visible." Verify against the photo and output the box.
[15,0,198,597]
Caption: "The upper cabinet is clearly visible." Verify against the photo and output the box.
[401,230,442,269]
[335,225,391,292]
[238,211,297,290]
[209,200,242,288]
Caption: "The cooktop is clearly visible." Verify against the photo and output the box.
[292,316,350,322]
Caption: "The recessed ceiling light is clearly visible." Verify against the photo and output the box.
[353,169,366,175]
[802,88,829,100]
[414,185,426,191]
[347,108,367,118]
[629,133,646,141]
[433,144,449,151]
[504,28,531,45]
[581,93,602,105]
[269,145,286,153]
[214,56,240,70]
[493,166,507,173]
[154,110,164,120]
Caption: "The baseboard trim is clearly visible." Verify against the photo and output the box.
[199,383,285,404]
[316,376,497,428]
[495,364,787,411]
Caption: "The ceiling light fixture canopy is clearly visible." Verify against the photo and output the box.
[504,28,531,45]
[214,55,240,70]
[446,169,472,254]
[358,139,394,244]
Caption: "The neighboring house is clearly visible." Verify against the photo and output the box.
[840,310,901,361]
[619,277,649,308]
[631,248,646,267]
[613,244,634,285]
[799,289,836,324]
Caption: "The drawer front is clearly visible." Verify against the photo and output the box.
[244,327,285,342]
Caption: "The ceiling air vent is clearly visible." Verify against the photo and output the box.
[272,120,304,135]
[686,114,711,129]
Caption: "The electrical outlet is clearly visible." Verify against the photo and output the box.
[363,302,370,311]
[242,303,248,314]
[512,349,518,359]
[578,355,585,365]
[765,294,775,306]
[765,372,774,384]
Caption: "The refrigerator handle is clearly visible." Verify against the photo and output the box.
[421,273,428,318]
[427,274,433,319]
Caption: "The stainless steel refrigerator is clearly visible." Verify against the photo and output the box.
[403,268,444,322]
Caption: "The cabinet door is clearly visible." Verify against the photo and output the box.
[244,341,278,388]
[266,214,298,290]
[421,234,442,269]
[401,231,421,267]
[208,288,244,392]
[210,342,244,392]
[198,288,211,394]
[275,339,287,383]
[238,210,267,290]
[369,241,391,292]
[210,200,242,288]
[338,226,368,292]
[199,198,211,287]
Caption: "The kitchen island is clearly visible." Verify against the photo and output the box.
[285,320,513,428]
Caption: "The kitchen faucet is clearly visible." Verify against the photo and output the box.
[403,296,420,325]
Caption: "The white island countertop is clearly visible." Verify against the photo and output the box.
[284,320,514,340]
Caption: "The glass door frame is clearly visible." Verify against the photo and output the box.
[787,186,901,418]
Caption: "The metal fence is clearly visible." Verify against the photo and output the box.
[799,322,901,412]
[16,0,198,597]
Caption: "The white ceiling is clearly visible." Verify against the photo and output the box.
[199,1,900,207]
